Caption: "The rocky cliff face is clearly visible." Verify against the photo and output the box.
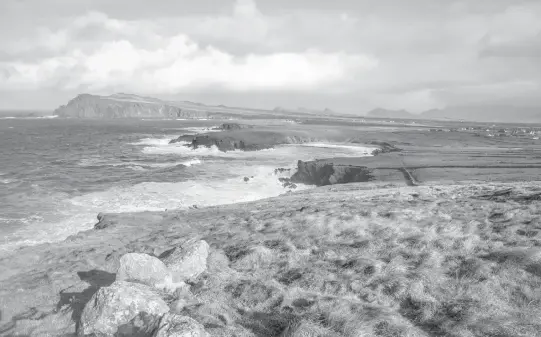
[54,93,209,119]
[212,123,252,131]
[172,134,276,152]
[169,130,312,152]
[291,160,374,186]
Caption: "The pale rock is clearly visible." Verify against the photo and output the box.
[154,314,209,337]
[78,281,169,336]
[117,252,175,290]
[161,240,210,282]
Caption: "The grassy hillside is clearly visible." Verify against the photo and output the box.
[2,182,541,336]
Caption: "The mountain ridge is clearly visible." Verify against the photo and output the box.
[367,105,541,123]
[53,93,210,119]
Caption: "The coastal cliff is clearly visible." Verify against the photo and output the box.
[290,160,374,186]
[53,93,209,119]
[169,129,320,152]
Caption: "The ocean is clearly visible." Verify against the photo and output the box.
[0,117,375,254]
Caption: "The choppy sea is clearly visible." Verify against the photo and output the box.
[0,117,374,254]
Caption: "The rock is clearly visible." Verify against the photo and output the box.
[368,141,402,155]
[290,160,373,186]
[170,130,288,152]
[116,253,174,290]
[181,134,271,152]
[161,240,210,282]
[170,134,196,144]
[94,215,117,230]
[171,288,201,313]
[274,168,291,174]
[278,177,297,189]
[244,177,250,182]
[78,281,169,336]
[154,314,209,337]
[212,123,251,131]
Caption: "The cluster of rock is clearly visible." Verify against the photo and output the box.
[78,240,211,337]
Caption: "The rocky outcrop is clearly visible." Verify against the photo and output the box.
[212,123,252,131]
[154,314,209,337]
[278,177,297,189]
[54,93,209,119]
[169,134,276,152]
[160,240,210,283]
[168,130,319,152]
[78,281,169,336]
[368,141,402,155]
[169,135,197,144]
[116,253,174,291]
[77,240,212,336]
[290,160,373,186]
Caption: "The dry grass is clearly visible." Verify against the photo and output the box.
[178,183,541,336]
[2,182,541,336]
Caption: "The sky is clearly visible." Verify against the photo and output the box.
[0,0,540,113]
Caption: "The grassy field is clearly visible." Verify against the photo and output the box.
[2,182,541,336]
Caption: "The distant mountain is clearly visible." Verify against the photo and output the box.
[54,93,210,119]
[54,93,344,120]
[366,106,541,123]
[366,108,416,119]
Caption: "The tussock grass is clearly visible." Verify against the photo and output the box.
[178,183,541,336]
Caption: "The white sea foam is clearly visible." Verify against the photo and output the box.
[125,158,202,170]
[69,165,308,213]
[0,212,96,253]
[0,115,57,120]
[131,137,174,146]
[1,178,16,184]
[142,142,225,156]
[180,127,221,134]
[78,156,202,170]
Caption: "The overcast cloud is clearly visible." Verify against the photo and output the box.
[0,0,540,113]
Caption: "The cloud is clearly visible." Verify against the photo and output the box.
[0,8,377,93]
[1,0,541,112]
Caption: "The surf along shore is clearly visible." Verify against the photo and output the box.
[2,117,541,336]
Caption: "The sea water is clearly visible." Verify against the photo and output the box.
[0,118,375,254]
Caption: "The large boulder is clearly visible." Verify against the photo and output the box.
[78,281,169,336]
[161,240,210,283]
[153,314,209,337]
[116,253,173,290]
